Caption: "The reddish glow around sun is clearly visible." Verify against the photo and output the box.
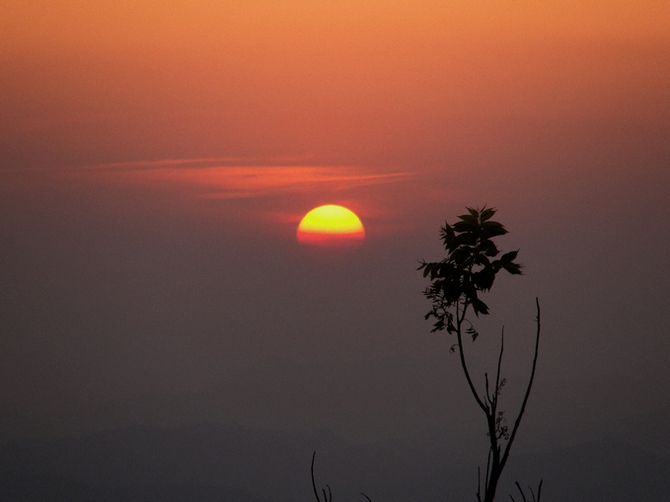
[297,205,365,247]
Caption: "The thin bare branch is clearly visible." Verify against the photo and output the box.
[494,327,505,405]
[511,479,543,502]
[311,451,320,502]
[485,372,492,407]
[501,298,541,469]
[515,481,528,502]
[456,303,488,413]
[311,452,333,502]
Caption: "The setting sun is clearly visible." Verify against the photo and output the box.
[297,205,365,247]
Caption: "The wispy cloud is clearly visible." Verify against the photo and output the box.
[81,158,415,199]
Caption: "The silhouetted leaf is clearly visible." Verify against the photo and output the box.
[503,262,523,275]
[482,221,507,238]
[465,324,480,341]
[472,298,490,316]
[480,207,496,222]
[479,267,498,289]
[442,222,455,238]
[482,240,500,257]
[501,250,519,263]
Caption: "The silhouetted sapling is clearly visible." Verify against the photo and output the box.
[419,206,542,502]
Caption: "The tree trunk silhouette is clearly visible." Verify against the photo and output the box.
[419,207,543,502]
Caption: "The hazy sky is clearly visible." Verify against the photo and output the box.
[1,0,670,496]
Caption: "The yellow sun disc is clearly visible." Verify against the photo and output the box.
[297,205,365,247]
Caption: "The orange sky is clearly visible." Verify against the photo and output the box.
[3,0,667,158]
[1,0,669,238]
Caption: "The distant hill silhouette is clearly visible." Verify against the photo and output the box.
[1,422,668,501]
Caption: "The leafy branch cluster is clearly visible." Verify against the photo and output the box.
[420,206,521,334]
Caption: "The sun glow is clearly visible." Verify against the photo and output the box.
[297,205,365,247]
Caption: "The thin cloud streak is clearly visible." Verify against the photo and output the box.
[80,160,415,200]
